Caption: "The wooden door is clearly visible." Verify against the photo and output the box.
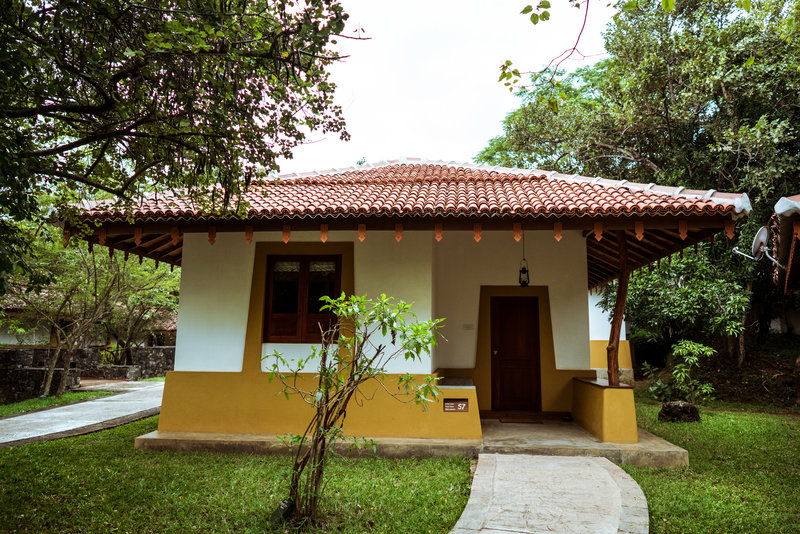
[491,296,541,411]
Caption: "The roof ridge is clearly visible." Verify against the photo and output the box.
[273,157,549,180]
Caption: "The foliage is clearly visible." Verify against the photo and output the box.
[640,340,716,404]
[481,0,800,351]
[482,0,800,216]
[0,0,350,288]
[0,417,471,533]
[671,340,715,404]
[0,390,112,416]
[96,262,178,364]
[2,222,179,395]
[598,247,750,345]
[265,293,443,522]
[623,403,800,533]
[642,361,673,402]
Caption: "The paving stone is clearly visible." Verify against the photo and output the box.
[450,454,649,534]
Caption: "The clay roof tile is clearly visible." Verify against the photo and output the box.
[79,159,751,222]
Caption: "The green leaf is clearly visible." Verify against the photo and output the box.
[744,56,755,67]
[621,0,638,10]
[521,5,533,14]
[661,0,675,12]
[530,13,540,24]
[539,1,551,8]
[547,98,559,114]
[540,11,550,21]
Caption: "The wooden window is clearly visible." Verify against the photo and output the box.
[263,255,341,343]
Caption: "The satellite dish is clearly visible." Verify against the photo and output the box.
[751,226,769,261]
[732,225,785,270]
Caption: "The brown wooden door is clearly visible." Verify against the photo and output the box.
[491,296,541,411]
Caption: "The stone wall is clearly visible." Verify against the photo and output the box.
[0,368,80,404]
[0,346,174,404]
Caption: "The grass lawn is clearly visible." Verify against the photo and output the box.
[623,401,800,533]
[0,391,113,418]
[0,417,471,533]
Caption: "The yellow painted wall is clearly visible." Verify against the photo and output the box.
[159,371,482,439]
[572,379,638,443]
[589,340,633,369]
[437,286,594,412]
[158,240,482,440]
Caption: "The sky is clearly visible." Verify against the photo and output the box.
[276,0,618,175]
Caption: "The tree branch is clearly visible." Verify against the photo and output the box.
[30,168,129,199]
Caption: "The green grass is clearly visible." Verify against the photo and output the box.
[138,376,166,382]
[622,404,800,533]
[0,391,113,418]
[0,417,471,533]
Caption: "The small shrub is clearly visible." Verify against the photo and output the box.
[642,362,672,402]
[671,340,715,405]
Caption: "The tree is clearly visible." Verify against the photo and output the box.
[484,0,800,208]
[97,265,179,364]
[265,294,442,523]
[598,246,750,359]
[0,0,350,287]
[479,0,800,353]
[3,223,180,396]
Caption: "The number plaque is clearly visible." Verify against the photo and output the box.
[443,398,468,412]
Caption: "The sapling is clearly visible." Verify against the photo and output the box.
[265,293,443,523]
[670,340,715,405]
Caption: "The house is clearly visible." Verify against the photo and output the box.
[773,194,800,295]
[72,159,750,448]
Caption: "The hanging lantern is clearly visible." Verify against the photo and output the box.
[519,230,530,286]
[519,258,530,287]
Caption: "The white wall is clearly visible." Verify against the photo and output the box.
[176,228,592,374]
[588,291,626,341]
[176,230,434,374]
[432,230,591,370]
[174,232,255,372]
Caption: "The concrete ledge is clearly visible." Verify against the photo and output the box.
[135,431,481,458]
[480,420,688,468]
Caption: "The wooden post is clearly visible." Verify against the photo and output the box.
[606,230,630,387]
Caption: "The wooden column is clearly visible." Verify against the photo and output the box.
[606,230,630,387]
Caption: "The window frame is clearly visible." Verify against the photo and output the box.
[263,254,342,344]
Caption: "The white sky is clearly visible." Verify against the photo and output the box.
[277,0,617,174]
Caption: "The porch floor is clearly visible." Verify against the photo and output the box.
[480,417,688,467]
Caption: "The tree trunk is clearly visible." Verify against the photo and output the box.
[606,231,629,387]
[737,281,752,368]
[55,349,76,397]
[40,346,62,397]
[726,335,736,361]
[794,356,800,407]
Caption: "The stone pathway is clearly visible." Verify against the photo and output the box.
[451,454,649,534]
[0,381,163,448]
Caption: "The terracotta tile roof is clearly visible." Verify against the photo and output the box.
[79,159,751,222]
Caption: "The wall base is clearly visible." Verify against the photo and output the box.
[135,430,481,458]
